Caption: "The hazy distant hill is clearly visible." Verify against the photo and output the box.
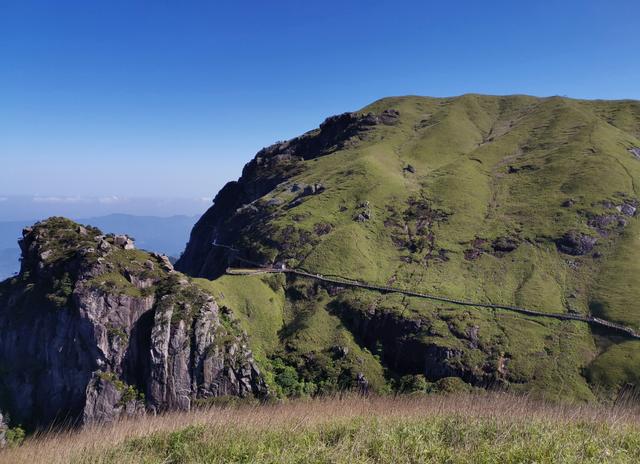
[0,214,197,279]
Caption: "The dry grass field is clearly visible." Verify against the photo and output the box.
[3,393,640,463]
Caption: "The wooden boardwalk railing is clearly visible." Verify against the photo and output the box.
[226,267,640,340]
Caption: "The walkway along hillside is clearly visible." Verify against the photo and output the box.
[225,267,640,340]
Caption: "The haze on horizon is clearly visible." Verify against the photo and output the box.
[1,0,639,205]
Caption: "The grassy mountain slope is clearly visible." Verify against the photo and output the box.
[177,95,640,401]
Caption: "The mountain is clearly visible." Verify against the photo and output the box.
[177,94,640,401]
[3,94,640,431]
[0,214,198,280]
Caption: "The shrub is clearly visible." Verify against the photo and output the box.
[5,426,25,447]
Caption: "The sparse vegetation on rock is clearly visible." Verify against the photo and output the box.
[0,218,266,431]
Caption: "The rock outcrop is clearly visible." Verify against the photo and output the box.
[328,297,505,388]
[0,412,7,447]
[0,218,266,430]
[555,230,598,256]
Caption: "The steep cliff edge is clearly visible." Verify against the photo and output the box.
[0,218,266,430]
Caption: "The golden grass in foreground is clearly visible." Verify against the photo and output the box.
[3,393,640,463]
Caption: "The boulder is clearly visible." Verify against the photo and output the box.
[587,214,628,236]
[620,203,637,216]
[98,239,111,252]
[379,109,400,125]
[492,236,519,253]
[332,345,349,358]
[354,212,370,222]
[152,253,174,272]
[114,235,135,250]
[555,231,597,256]
[302,183,325,196]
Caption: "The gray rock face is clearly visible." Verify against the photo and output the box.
[83,373,145,424]
[113,235,135,250]
[555,230,598,256]
[0,412,7,448]
[0,218,267,430]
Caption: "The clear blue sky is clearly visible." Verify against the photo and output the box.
[1,0,639,201]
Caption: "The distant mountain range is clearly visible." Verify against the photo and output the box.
[0,214,198,280]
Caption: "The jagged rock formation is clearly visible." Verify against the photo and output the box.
[0,218,266,430]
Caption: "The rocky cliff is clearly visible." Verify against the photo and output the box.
[0,218,266,430]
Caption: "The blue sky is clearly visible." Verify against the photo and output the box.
[1,0,639,204]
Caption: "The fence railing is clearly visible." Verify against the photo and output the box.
[226,266,640,340]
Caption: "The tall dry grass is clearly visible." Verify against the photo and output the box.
[3,392,640,463]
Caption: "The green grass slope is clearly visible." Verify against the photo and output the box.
[179,95,640,400]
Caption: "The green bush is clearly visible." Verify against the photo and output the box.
[399,374,429,393]
[5,426,25,447]
[270,358,318,397]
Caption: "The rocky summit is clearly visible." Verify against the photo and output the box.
[2,95,640,431]
[0,218,265,429]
